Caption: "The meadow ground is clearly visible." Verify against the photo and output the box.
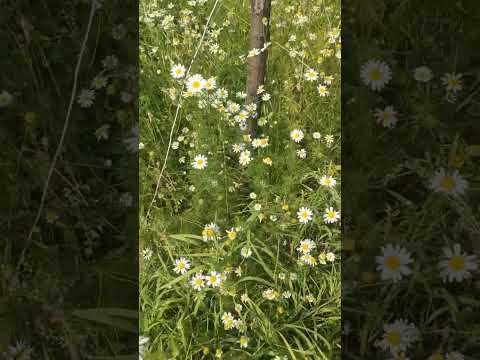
[139,0,341,359]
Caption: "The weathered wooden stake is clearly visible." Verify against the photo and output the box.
[245,0,272,137]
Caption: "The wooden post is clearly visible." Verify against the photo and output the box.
[245,0,272,137]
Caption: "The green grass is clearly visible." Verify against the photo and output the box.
[139,0,341,359]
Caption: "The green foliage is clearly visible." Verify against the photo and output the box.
[140,0,341,359]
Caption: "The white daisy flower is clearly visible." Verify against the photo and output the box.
[296,148,307,159]
[441,73,463,93]
[429,168,468,196]
[170,64,186,79]
[304,68,319,81]
[317,84,330,97]
[439,243,477,283]
[221,312,236,330]
[320,175,336,188]
[297,239,316,254]
[290,129,304,143]
[77,89,95,108]
[413,66,433,82]
[300,254,318,267]
[206,271,222,287]
[323,207,340,224]
[297,207,313,224]
[232,143,244,153]
[360,59,392,91]
[313,132,321,139]
[192,154,208,170]
[375,106,398,128]
[326,252,336,262]
[375,244,413,282]
[142,248,153,260]
[379,319,419,355]
[324,134,334,146]
[202,223,219,241]
[173,257,190,274]
[204,77,217,90]
[186,74,205,94]
[190,273,206,290]
[239,150,252,166]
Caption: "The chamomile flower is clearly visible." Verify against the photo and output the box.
[326,252,336,262]
[290,129,304,143]
[262,288,278,300]
[170,64,186,79]
[239,335,249,348]
[441,73,463,93]
[206,271,222,287]
[192,154,208,170]
[239,150,252,166]
[77,89,95,108]
[317,84,330,96]
[296,148,307,159]
[375,244,413,282]
[202,223,219,241]
[301,254,318,267]
[142,248,153,260]
[297,207,313,224]
[226,228,238,240]
[221,312,236,330]
[413,66,433,82]
[204,77,217,90]
[324,134,334,146]
[375,106,398,128]
[429,168,468,196]
[379,319,419,355]
[320,175,336,187]
[186,74,205,94]
[323,207,340,224]
[297,239,316,254]
[313,132,321,139]
[232,143,244,153]
[173,257,190,274]
[190,273,206,290]
[439,243,477,283]
[360,59,392,91]
[304,68,319,81]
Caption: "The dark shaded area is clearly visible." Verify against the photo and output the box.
[342,0,480,358]
[0,0,138,358]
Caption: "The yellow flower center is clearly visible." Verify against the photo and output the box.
[203,228,215,238]
[227,231,237,240]
[386,331,401,346]
[369,68,382,81]
[448,255,465,271]
[385,256,401,270]
[192,81,201,89]
[440,176,455,191]
[210,275,217,283]
[178,262,185,269]
[448,78,459,86]
[176,69,182,75]
[196,159,204,166]
[325,178,332,185]
[327,211,336,219]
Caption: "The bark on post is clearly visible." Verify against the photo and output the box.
[245,0,272,137]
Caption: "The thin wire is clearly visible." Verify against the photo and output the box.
[14,1,98,277]
[145,0,221,220]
